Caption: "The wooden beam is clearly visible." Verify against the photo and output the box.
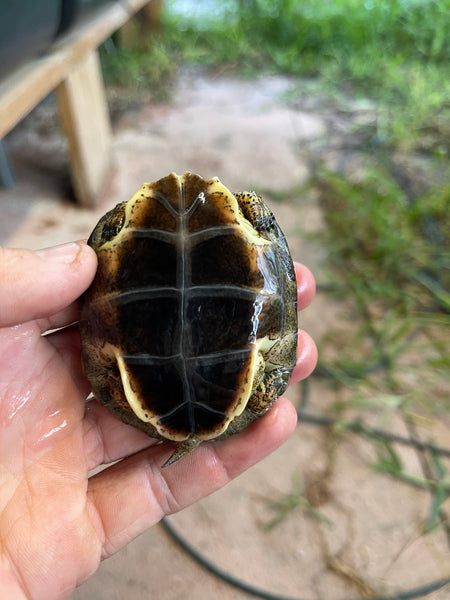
[0,0,152,139]
[118,0,164,49]
[56,50,112,207]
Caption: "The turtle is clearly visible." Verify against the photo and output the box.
[79,172,297,466]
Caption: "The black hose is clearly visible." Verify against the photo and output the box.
[160,518,450,600]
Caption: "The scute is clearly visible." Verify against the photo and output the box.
[79,172,298,464]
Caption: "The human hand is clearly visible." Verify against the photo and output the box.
[0,242,317,600]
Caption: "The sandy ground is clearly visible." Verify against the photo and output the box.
[1,70,449,600]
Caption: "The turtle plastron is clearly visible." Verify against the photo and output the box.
[79,172,298,466]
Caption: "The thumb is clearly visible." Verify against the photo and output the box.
[0,242,97,328]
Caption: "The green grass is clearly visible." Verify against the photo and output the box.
[313,162,450,416]
[162,0,450,152]
[100,0,450,152]
[371,439,450,533]
[99,37,177,103]
[257,475,334,531]
[316,167,449,313]
[165,0,450,72]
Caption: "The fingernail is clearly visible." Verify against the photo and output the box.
[35,242,82,265]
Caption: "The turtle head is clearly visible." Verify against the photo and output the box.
[88,201,128,250]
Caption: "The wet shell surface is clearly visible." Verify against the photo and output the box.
[79,172,297,464]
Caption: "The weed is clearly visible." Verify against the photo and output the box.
[316,167,449,312]
[99,37,177,103]
[258,475,333,531]
[313,159,450,416]
[371,439,450,533]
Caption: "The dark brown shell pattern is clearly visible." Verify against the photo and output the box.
[79,172,297,460]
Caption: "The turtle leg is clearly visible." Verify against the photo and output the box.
[224,343,293,437]
[265,330,297,375]
[246,368,290,415]
[234,191,276,234]
[234,191,297,283]
[222,367,288,438]
[246,330,297,415]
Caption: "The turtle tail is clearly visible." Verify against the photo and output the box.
[162,437,202,468]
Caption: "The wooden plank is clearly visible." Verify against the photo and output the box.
[0,0,152,139]
[118,0,164,49]
[56,50,112,207]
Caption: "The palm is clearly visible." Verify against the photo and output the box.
[0,320,101,598]
[0,244,317,600]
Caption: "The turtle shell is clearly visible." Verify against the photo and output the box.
[79,172,297,463]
